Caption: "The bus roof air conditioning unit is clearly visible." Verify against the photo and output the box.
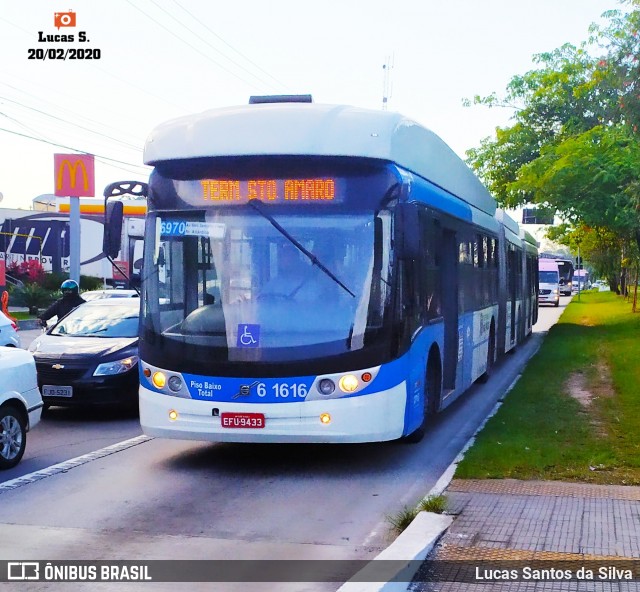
[249,95,313,104]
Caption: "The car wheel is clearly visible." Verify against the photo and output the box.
[0,405,27,470]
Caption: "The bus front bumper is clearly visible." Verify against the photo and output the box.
[139,383,407,444]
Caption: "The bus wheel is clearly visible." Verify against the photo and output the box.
[402,349,441,444]
[477,322,495,384]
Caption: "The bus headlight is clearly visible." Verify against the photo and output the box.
[152,371,167,388]
[339,374,359,393]
[94,356,139,376]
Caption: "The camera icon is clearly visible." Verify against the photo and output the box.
[54,10,76,29]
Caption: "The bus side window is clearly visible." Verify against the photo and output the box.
[420,210,441,321]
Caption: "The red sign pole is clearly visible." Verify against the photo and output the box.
[54,154,95,283]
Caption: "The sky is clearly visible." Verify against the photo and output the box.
[0,0,623,211]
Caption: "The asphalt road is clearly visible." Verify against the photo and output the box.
[2,301,568,591]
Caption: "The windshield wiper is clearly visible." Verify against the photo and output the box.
[247,198,355,298]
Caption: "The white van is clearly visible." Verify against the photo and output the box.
[538,259,560,307]
[0,348,43,469]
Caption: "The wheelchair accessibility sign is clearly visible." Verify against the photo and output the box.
[237,324,260,348]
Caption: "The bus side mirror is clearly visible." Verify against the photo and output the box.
[395,203,420,260]
[103,200,124,259]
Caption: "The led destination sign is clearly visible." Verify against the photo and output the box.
[194,178,340,203]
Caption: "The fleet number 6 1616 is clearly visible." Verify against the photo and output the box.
[255,383,308,398]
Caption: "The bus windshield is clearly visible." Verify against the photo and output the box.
[142,206,394,364]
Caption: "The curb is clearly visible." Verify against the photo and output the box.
[336,334,544,592]
[336,512,453,592]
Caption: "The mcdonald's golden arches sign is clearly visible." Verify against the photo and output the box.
[54,153,95,197]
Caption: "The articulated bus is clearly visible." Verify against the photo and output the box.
[520,228,539,341]
[105,97,538,444]
[494,212,539,356]
[555,258,574,296]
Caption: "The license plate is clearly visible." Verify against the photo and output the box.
[43,385,73,398]
[220,412,265,429]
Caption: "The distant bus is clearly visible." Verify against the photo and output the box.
[520,228,539,337]
[573,268,590,292]
[495,212,539,355]
[105,96,538,444]
[554,258,574,296]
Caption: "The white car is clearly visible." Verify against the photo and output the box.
[0,347,43,469]
[0,312,20,348]
[81,289,139,302]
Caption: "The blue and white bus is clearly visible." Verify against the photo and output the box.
[494,211,539,356]
[104,96,537,443]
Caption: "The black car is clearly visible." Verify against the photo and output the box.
[28,299,140,408]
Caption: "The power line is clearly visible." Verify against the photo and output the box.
[0,126,149,171]
[0,105,146,174]
[0,110,55,145]
[169,0,288,90]
[0,95,142,152]
[123,0,275,92]
[0,14,190,129]
[0,78,143,146]
[146,0,283,91]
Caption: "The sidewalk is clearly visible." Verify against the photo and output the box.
[408,478,640,591]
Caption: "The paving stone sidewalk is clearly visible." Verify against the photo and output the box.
[409,479,640,591]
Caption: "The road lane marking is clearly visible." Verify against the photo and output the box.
[0,435,153,494]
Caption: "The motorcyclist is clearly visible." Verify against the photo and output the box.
[38,279,86,327]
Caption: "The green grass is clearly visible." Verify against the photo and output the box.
[456,291,640,485]
[387,494,448,535]
[9,311,34,320]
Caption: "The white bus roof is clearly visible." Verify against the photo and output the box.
[539,259,559,270]
[143,101,496,215]
[495,209,521,244]
[519,228,539,252]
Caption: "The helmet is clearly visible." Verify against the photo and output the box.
[60,279,79,295]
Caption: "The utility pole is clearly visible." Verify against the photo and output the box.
[577,243,581,301]
[382,55,393,110]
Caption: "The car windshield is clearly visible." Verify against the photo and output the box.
[82,291,137,301]
[51,303,139,338]
[539,271,558,283]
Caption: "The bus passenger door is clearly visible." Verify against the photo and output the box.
[508,246,517,347]
[441,229,458,390]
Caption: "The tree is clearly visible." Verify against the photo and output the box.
[511,124,640,236]
[589,2,640,134]
[547,223,632,293]
[465,3,640,256]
